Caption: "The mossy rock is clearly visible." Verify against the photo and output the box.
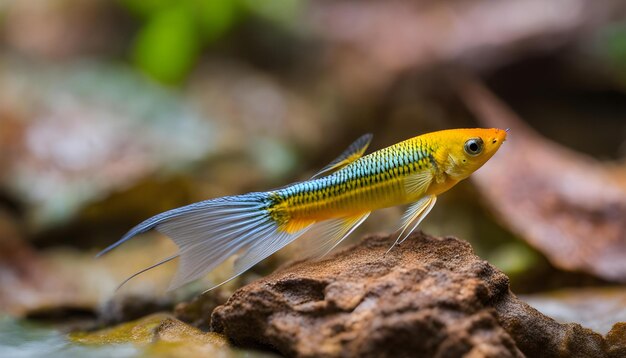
[69,313,238,357]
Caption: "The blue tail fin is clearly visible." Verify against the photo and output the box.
[98,193,312,291]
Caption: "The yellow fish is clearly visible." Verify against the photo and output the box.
[99,128,507,290]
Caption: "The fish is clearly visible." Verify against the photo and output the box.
[98,128,507,291]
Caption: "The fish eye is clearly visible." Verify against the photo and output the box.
[464,138,483,156]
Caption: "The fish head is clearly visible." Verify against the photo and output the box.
[438,128,507,181]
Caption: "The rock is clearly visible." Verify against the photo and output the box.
[70,313,237,357]
[606,323,626,358]
[98,294,174,327]
[521,287,626,335]
[211,232,624,357]
[174,290,231,330]
[494,293,605,357]
[215,232,577,357]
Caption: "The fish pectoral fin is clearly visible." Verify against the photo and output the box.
[311,133,373,179]
[295,212,371,259]
[386,195,437,254]
[404,170,434,196]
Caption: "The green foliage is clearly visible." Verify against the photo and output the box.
[120,0,241,85]
[119,0,302,85]
[196,0,240,42]
[595,23,626,84]
[132,4,202,84]
[241,0,301,29]
[488,241,540,278]
[604,25,626,71]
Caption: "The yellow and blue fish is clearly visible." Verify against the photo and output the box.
[99,128,507,290]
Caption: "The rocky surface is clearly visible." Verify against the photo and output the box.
[69,313,259,358]
[211,232,614,358]
[175,290,231,331]
[521,287,626,335]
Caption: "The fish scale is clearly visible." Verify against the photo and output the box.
[269,140,437,225]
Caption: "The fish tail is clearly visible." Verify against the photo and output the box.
[98,192,311,291]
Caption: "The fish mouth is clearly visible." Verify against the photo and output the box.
[480,129,507,160]
[494,128,508,144]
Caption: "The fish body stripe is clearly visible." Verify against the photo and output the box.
[268,139,436,223]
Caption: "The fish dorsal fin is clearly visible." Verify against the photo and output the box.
[311,134,373,179]
[295,211,371,259]
[386,195,437,254]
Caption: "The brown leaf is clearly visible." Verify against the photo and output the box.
[456,75,626,282]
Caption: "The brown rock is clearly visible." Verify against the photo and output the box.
[494,295,605,357]
[175,290,231,330]
[606,323,626,358]
[211,233,607,357]
[211,233,612,357]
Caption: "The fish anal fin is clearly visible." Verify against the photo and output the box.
[386,195,437,253]
[280,218,316,234]
[295,211,371,260]
[311,134,373,179]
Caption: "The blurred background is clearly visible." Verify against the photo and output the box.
[1,0,626,356]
